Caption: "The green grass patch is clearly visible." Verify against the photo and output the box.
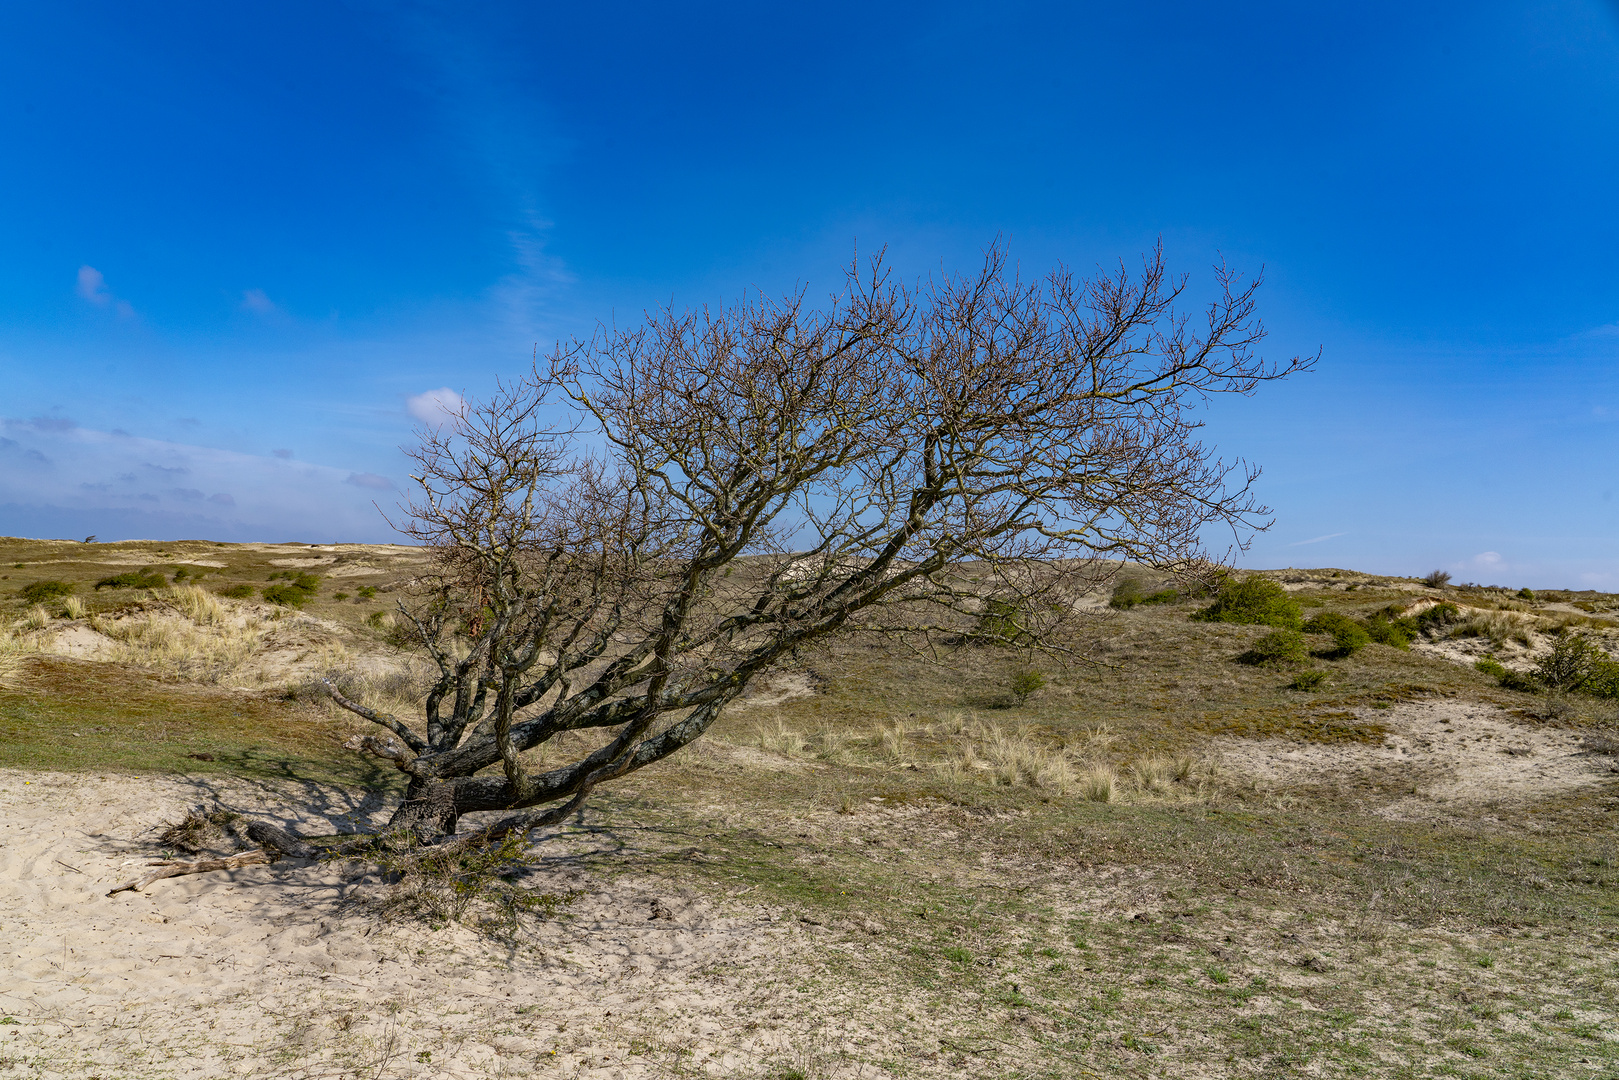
[0,656,394,788]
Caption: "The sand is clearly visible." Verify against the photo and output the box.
[1215,699,1618,821]
[0,770,815,1078]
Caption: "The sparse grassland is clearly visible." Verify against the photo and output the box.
[1,540,1616,1078]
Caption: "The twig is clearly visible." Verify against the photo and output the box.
[55,860,84,875]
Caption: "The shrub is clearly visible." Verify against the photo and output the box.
[357,586,378,600]
[1474,657,1508,679]
[95,569,166,591]
[262,572,321,607]
[1422,569,1452,588]
[216,584,255,600]
[976,598,1030,645]
[1288,670,1328,691]
[1362,614,1415,649]
[1302,611,1371,656]
[1009,670,1047,701]
[1110,578,1179,610]
[1535,632,1615,693]
[20,580,74,604]
[1517,588,1535,601]
[1583,658,1619,700]
[1498,669,1539,693]
[1413,601,1461,634]
[1192,578,1301,630]
[1239,629,1308,667]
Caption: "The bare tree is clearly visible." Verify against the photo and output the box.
[256,242,1310,861]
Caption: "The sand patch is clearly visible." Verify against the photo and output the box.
[1215,700,1616,819]
[735,671,818,708]
[0,770,798,1078]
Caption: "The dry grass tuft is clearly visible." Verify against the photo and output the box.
[1450,609,1535,647]
[752,718,810,756]
[161,584,227,625]
[61,595,87,620]
[1126,753,1197,793]
[156,807,245,854]
[0,654,23,691]
[979,723,1076,793]
[1078,763,1117,802]
[95,608,267,681]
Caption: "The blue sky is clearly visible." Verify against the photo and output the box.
[2,2,1618,587]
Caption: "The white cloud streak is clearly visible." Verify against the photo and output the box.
[406,387,465,425]
[1287,532,1346,547]
[75,265,135,317]
[241,288,278,315]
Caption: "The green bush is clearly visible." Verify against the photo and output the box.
[1534,632,1619,694]
[1498,669,1539,693]
[1474,656,1537,691]
[1288,670,1328,691]
[262,572,322,607]
[20,580,74,604]
[216,583,255,600]
[1362,614,1415,649]
[1582,658,1619,700]
[94,569,166,591]
[357,586,378,600]
[1302,611,1371,656]
[1239,629,1309,667]
[976,598,1030,645]
[1413,601,1461,634]
[1009,670,1047,701]
[1110,578,1180,610]
[1517,588,1535,601]
[1191,578,1301,630]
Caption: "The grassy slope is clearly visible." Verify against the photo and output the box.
[2,539,1617,1077]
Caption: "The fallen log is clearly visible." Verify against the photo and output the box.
[108,851,271,896]
[245,820,320,859]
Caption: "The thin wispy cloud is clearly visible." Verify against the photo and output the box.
[241,288,278,315]
[1287,532,1345,547]
[345,472,394,491]
[75,265,135,317]
[76,265,109,303]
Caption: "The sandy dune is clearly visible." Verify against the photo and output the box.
[1216,700,1618,819]
[0,771,815,1078]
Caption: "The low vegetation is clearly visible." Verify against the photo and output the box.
[262,570,321,607]
[95,568,168,590]
[1109,576,1180,610]
[19,579,73,604]
[1191,576,1302,629]
[1,539,1616,1077]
